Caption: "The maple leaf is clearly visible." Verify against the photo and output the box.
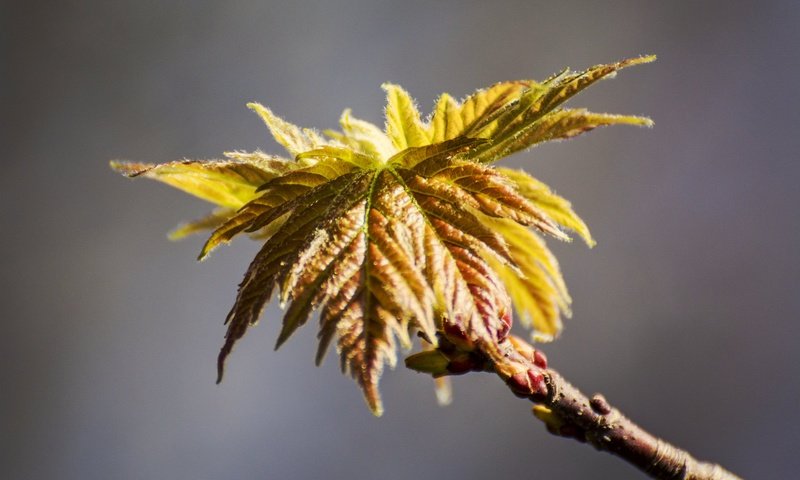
[112,56,654,415]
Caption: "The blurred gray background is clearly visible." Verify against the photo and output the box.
[3,1,799,479]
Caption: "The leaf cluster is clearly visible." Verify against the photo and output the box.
[112,56,654,415]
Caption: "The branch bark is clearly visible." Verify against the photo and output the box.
[406,334,743,480]
[532,369,741,480]
[500,339,742,480]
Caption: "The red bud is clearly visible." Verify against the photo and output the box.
[590,394,612,415]
[442,320,474,351]
[533,349,548,369]
[506,368,548,400]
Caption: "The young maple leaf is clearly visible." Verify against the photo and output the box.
[112,56,654,415]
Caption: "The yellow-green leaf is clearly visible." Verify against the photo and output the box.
[113,56,654,414]
[383,83,429,150]
[168,208,234,241]
[482,216,570,341]
[326,109,395,161]
[247,102,328,157]
[110,159,280,209]
[499,167,594,246]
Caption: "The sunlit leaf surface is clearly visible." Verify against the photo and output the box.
[112,56,654,415]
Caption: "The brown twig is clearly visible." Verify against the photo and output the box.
[533,369,741,480]
[406,334,742,480]
[499,338,741,480]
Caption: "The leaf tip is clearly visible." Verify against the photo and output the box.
[216,351,227,384]
[247,101,278,126]
[639,53,657,64]
[197,244,214,261]
[532,331,557,343]
[620,54,657,69]
[246,101,266,113]
[274,331,291,351]
[576,226,597,248]
[109,160,151,177]
[370,405,384,417]
[546,225,571,243]
[365,386,385,417]
[622,115,655,129]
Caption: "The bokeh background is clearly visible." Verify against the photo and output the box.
[3,1,799,479]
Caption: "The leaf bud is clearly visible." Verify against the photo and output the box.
[442,319,474,351]
[506,368,548,400]
[404,350,450,376]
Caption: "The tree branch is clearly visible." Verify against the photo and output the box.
[533,369,741,480]
[406,334,742,480]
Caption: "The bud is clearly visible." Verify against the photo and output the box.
[506,368,548,400]
[533,349,548,369]
[589,394,612,415]
[442,318,474,351]
[446,354,475,375]
[507,335,548,368]
[405,350,450,376]
[532,405,561,435]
